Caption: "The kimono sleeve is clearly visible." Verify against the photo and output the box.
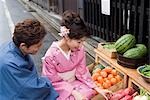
[42,56,74,99]
[75,47,97,88]
[2,63,58,100]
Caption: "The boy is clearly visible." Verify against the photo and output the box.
[0,19,58,100]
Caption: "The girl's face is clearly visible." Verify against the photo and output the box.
[66,37,86,51]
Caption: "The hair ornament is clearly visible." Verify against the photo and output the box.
[58,26,70,37]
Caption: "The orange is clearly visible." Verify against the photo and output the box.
[105,67,113,73]
[105,80,112,87]
[111,69,117,76]
[100,71,108,78]
[97,76,104,84]
[103,78,108,82]
[92,73,99,81]
[107,74,114,80]
[115,75,122,82]
[110,78,117,85]
[103,82,109,89]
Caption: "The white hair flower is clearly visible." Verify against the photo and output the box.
[58,26,70,37]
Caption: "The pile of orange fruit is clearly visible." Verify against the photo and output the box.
[92,67,122,89]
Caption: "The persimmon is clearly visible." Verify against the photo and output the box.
[103,78,108,82]
[105,67,113,73]
[107,74,114,79]
[105,80,112,87]
[110,78,117,85]
[97,76,104,84]
[103,82,110,89]
[92,73,99,81]
[115,75,122,82]
[100,71,108,78]
[111,69,117,76]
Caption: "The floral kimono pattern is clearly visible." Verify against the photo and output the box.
[42,42,97,100]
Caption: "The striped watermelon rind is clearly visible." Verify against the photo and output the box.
[115,34,136,54]
[123,44,147,59]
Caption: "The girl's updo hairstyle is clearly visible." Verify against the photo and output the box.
[61,10,90,39]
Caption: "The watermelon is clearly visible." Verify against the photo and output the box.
[123,44,147,59]
[115,34,136,54]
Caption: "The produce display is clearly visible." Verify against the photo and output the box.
[115,34,136,54]
[92,65,122,89]
[92,34,149,100]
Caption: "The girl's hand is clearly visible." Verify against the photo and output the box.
[72,90,87,100]
[94,87,113,100]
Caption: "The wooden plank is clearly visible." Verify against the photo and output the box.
[94,49,150,93]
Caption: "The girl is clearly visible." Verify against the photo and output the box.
[42,11,110,100]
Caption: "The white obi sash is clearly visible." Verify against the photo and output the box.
[58,69,76,82]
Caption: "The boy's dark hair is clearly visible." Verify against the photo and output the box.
[61,10,90,39]
[13,19,47,47]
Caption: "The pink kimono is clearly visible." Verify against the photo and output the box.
[42,42,97,100]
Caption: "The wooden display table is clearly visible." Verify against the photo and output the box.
[94,49,150,93]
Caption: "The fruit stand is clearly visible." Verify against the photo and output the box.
[94,48,150,93]
[90,34,150,100]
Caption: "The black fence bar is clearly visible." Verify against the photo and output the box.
[138,0,145,43]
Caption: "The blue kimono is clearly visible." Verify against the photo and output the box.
[0,41,58,100]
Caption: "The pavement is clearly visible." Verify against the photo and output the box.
[0,0,94,74]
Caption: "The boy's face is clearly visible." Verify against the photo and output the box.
[20,41,43,55]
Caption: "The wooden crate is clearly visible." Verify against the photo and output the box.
[94,49,128,88]
[89,63,125,91]
[97,43,117,59]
